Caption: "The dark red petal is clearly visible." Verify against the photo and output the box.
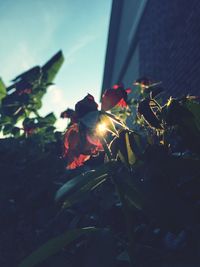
[75,94,98,118]
[86,133,103,150]
[63,123,104,169]
[101,89,123,110]
[63,124,79,155]
[67,154,90,169]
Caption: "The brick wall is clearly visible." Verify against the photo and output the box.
[139,0,200,97]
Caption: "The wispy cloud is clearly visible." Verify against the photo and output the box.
[41,85,67,115]
[0,42,38,84]
[65,35,97,64]
[40,84,69,131]
[17,42,37,69]
[0,5,63,83]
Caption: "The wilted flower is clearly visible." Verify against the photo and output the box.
[75,94,98,118]
[60,108,77,124]
[63,123,88,169]
[62,94,123,169]
[101,83,131,111]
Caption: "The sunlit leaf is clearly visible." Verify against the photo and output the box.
[137,98,162,129]
[99,113,118,135]
[0,78,7,104]
[125,132,136,165]
[110,130,141,167]
[102,111,127,129]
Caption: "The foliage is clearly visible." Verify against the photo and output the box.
[0,54,200,267]
[0,50,64,138]
[52,78,200,267]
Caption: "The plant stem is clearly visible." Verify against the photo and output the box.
[99,136,113,161]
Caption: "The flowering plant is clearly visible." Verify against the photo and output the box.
[54,78,200,267]
[19,75,200,267]
[61,91,132,169]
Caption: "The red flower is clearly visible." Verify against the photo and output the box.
[101,84,131,111]
[62,94,104,169]
[61,94,98,124]
[63,123,103,169]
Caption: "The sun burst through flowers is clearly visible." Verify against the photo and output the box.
[96,122,107,135]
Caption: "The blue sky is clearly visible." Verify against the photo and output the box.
[0,0,112,130]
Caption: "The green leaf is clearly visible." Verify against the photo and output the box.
[55,161,117,203]
[110,130,141,167]
[123,184,143,210]
[137,98,162,129]
[42,50,64,83]
[11,126,21,137]
[3,124,14,135]
[62,172,109,208]
[184,99,200,131]
[0,115,14,127]
[43,112,56,125]
[102,111,127,129]
[0,78,7,103]
[19,227,98,267]
[125,132,136,165]
[116,175,144,210]
[36,113,56,128]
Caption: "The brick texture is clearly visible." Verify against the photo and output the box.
[139,0,200,97]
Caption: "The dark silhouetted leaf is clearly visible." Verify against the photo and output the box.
[19,227,98,267]
[42,50,64,83]
[55,162,117,204]
[137,98,162,129]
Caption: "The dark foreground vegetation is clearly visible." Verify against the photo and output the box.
[0,52,200,267]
